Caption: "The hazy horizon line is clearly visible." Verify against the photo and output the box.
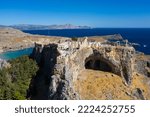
[0,24,150,29]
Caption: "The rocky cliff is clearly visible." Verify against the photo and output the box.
[135,54,150,78]
[27,38,150,100]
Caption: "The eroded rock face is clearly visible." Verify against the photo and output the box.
[28,39,138,100]
[0,58,10,69]
[28,44,59,99]
[135,55,150,78]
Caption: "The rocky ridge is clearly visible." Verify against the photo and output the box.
[28,38,150,100]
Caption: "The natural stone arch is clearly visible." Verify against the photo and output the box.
[85,58,113,72]
[84,55,114,73]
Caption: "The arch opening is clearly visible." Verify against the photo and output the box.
[85,60,93,69]
[85,58,112,72]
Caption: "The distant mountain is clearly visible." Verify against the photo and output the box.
[0,24,91,30]
[0,25,7,28]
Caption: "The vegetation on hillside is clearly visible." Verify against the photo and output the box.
[0,56,38,100]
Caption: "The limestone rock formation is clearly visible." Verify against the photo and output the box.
[135,54,150,78]
[28,38,146,100]
[0,28,149,100]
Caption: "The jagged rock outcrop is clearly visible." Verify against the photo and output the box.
[28,38,137,100]
[0,58,10,69]
[134,54,150,78]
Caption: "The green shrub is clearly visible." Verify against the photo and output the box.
[0,55,38,100]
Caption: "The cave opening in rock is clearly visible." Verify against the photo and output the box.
[148,72,150,77]
[85,59,112,72]
[147,62,150,68]
[85,60,93,69]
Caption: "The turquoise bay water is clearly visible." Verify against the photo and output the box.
[0,48,33,60]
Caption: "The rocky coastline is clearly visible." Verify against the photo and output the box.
[0,28,70,53]
[0,28,124,54]
[0,27,150,100]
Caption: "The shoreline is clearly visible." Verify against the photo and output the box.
[0,28,149,56]
[0,47,34,60]
[0,44,34,54]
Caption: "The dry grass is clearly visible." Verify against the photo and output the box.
[74,69,150,100]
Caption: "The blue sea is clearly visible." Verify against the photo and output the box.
[0,28,150,60]
[0,48,33,60]
[24,28,150,55]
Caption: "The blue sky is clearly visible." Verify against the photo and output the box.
[0,0,150,27]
